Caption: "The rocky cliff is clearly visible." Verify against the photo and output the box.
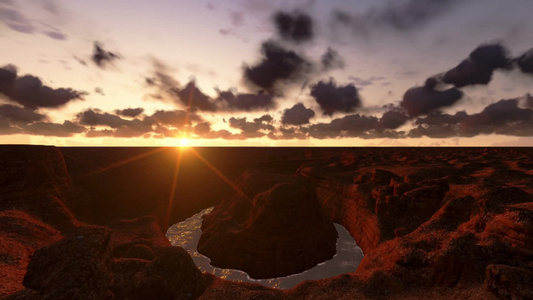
[1,146,532,300]
[197,170,338,279]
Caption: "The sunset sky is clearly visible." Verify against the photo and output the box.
[1,0,532,146]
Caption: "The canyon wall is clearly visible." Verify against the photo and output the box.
[1,146,532,299]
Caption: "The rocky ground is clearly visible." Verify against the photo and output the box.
[0,146,532,299]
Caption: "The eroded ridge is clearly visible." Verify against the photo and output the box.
[1,146,532,299]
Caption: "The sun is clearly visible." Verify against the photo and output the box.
[178,138,190,147]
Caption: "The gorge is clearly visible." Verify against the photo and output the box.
[1,146,532,299]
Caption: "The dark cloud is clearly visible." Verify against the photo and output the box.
[460,99,532,136]
[400,78,463,117]
[281,103,315,125]
[91,42,120,68]
[305,114,380,139]
[267,127,307,140]
[112,123,153,138]
[115,107,144,118]
[79,109,156,137]
[442,44,512,87]
[332,0,463,34]
[320,48,344,71]
[78,109,131,128]
[415,111,468,126]
[0,65,86,109]
[243,40,312,93]
[145,59,274,111]
[379,110,409,129]
[254,114,273,124]
[229,116,274,138]
[408,124,456,139]
[147,109,201,128]
[85,129,114,138]
[192,120,261,140]
[310,79,362,115]
[408,99,532,138]
[0,116,22,135]
[216,90,274,111]
[76,109,199,138]
[193,122,211,136]
[23,121,86,137]
[273,11,313,43]
[516,48,533,74]
[176,81,217,111]
[0,104,46,123]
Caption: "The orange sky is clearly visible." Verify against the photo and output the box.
[0,0,532,146]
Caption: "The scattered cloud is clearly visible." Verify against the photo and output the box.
[0,65,86,109]
[0,0,68,40]
[400,78,463,117]
[243,40,312,94]
[115,108,144,118]
[516,48,533,74]
[175,81,217,111]
[310,79,362,115]
[216,89,275,111]
[23,121,85,137]
[0,104,47,123]
[320,48,345,71]
[331,0,465,35]
[409,98,532,138]
[273,10,314,43]
[281,103,315,125]
[91,42,120,68]
[441,43,512,87]
[229,116,274,138]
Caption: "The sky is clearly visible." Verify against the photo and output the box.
[0,0,532,147]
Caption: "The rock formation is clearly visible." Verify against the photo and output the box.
[197,170,338,279]
[0,146,532,299]
[0,146,207,300]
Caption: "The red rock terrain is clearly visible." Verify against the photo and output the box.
[1,146,206,300]
[197,170,338,278]
[0,146,532,299]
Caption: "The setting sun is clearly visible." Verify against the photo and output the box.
[179,138,190,147]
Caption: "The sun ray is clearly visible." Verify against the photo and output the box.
[189,148,248,200]
[164,147,184,228]
[84,147,167,177]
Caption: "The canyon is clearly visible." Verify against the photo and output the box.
[0,145,532,299]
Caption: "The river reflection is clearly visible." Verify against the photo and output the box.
[166,207,364,289]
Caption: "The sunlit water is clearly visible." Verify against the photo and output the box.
[166,207,364,289]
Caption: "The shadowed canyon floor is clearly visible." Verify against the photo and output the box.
[0,146,532,299]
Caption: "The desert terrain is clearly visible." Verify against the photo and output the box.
[0,145,532,299]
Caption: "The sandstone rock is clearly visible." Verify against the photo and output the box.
[486,264,533,300]
[123,244,156,260]
[198,171,337,279]
[0,146,71,199]
[424,196,478,231]
[0,146,79,233]
[0,211,63,299]
[22,226,113,300]
[354,169,402,185]
[479,186,532,214]
[109,247,206,300]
